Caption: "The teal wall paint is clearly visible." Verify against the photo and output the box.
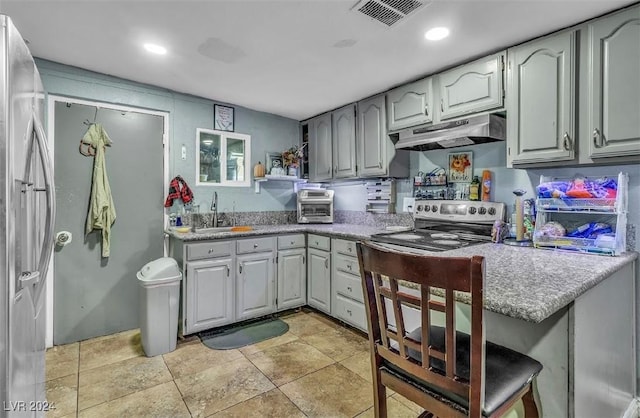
[35,59,301,213]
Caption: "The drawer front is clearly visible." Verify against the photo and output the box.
[334,239,357,256]
[186,241,233,261]
[335,294,367,332]
[277,234,306,250]
[236,237,275,254]
[333,270,364,303]
[308,234,331,251]
[334,253,359,277]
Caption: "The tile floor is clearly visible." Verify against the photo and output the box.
[45,309,425,418]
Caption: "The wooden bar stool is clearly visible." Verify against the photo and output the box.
[356,241,543,418]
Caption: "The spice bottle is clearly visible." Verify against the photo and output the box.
[481,170,491,201]
[469,176,480,201]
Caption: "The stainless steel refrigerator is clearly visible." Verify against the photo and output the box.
[1,15,55,417]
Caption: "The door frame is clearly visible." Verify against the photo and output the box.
[45,95,170,348]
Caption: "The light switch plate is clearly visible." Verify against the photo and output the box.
[181,144,187,160]
[402,197,416,213]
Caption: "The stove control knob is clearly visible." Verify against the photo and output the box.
[488,207,496,216]
[423,205,430,212]
[478,206,487,215]
[468,206,477,215]
[431,205,438,213]
[416,205,423,212]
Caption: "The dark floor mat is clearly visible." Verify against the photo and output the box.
[199,318,289,350]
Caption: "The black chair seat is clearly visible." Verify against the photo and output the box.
[383,326,543,416]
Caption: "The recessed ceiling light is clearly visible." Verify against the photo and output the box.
[425,27,450,41]
[144,43,167,55]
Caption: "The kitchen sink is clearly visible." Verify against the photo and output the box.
[193,226,234,233]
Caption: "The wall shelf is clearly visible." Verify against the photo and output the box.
[254,176,307,194]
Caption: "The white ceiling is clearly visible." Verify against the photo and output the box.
[2,0,635,121]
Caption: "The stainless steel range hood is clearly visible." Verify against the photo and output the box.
[394,114,506,151]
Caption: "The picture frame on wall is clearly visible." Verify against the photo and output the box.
[266,152,286,176]
[214,104,234,132]
[448,151,473,182]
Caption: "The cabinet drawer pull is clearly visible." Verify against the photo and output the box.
[562,132,572,151]
[593,128,601,148]
[315,241,319,246]
[208,248,214,254]
[347,246,352,252]
[290,241,295,245]
[346,309,352,315]
[347,286,352,292]
[347,264,352,270]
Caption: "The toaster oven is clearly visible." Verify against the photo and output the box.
[297,189,334,224]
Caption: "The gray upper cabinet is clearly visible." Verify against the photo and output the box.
[332,104,357,178]
[506,31,576,166]
[309,112,332,181]
[387,77,433,132]
[358,94,388,177]
[586,6,640,159]
[437,52,505,121]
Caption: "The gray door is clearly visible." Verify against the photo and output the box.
[53,101,164,344]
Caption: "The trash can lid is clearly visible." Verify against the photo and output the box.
[137,257,182,285]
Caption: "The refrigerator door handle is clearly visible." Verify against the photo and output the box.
[33,113,56,279]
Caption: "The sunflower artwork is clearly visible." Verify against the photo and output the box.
[448,151,473,183]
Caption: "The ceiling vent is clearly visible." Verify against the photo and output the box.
[352,0,429,27]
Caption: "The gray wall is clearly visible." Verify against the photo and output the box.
[37,59,301,342]
[37,59,301,214]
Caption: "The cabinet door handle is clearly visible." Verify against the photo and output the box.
[593,128,601,148]
[562,132,572,151]
[424,103,429,116]
[325,259,329,269]
[440,98,444,113]
[239,265,243,274]
[302,255,305,264]
[327,167,331,175]
[378,161,382,169]
[226,265,230,277]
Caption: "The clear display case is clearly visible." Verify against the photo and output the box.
[533,172,628,256]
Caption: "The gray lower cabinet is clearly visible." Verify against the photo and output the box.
[185,258,234,333]
[277,234,307,311]
[387,77,434,131]
[437,52,505,120]
[507,30,576,166]
[331,239,367,332]
[236,241,276,321]
[586,5,640,159]
[307,234,331,314]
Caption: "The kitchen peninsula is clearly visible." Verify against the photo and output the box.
[168,224,638,418]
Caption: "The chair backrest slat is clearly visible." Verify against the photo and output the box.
[357,241,486,412]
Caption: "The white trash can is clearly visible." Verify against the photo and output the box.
[137,257,182,357]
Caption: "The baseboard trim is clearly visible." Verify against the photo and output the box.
[622,398,639,418]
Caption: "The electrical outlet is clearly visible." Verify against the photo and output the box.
[402,197,416,213]
[181,144,186,160]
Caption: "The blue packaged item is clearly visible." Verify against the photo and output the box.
[567,222,612,239]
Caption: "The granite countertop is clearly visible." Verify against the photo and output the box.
[166,224,638,324]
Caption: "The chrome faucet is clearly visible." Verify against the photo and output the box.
[211,192,218,227]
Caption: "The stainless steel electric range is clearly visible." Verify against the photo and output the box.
[370,200,506,252]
